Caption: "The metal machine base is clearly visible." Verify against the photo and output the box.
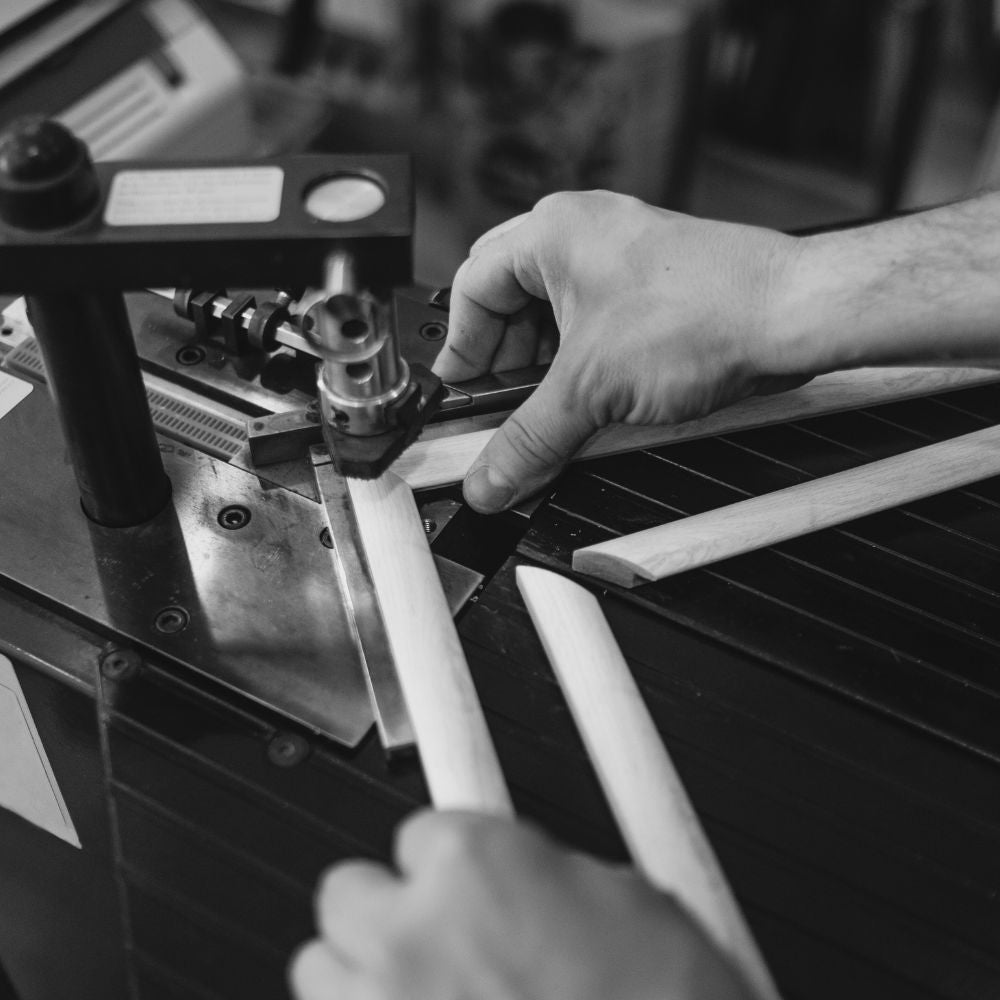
[0,381,373,747]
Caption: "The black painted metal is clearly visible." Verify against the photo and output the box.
[0,154,413,293]
[25,290,171,526]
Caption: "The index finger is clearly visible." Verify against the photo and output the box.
[432,215,548,382]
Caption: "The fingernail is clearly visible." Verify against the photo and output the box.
[464,465,515,514]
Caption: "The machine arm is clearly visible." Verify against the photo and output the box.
[0,116,441,500]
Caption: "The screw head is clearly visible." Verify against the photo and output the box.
[176,345,205,366]
[99,646,142,681]
[218,505,251,530]
[154,606,189,634]
[267,732,310,767]
[418,321,447,342]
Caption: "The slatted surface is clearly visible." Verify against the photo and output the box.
[100,381,1000,1000]
[499,381,1000,999]
[100,660,423,1000]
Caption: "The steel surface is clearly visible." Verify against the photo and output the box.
[0,387,373,746]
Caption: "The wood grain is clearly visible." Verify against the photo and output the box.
[395,366,1000,490]
[516,566,780,1000]
[573,422,1000,588]
[347,471,513,815]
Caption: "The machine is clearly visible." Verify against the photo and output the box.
[0,112,546,996]
[0,114,545,751]
[1,115,999,1000]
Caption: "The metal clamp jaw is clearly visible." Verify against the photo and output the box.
[307,251,444,478]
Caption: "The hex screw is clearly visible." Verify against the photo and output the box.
[418,321,447,342]
[267,732,310,767]
[154,606,189,634]
[176,345,206,366]
[423,518,437,534]
[99,646,142,681]
[218,505,251,530]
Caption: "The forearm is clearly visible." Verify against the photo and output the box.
[771,192,1000,374]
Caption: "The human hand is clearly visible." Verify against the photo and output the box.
[289,810,753,1000]
[432,191,805,513]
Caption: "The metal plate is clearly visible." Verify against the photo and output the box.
[313,456,412,753]
[0,388,373,747]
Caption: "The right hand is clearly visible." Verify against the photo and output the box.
[432,191,806,513]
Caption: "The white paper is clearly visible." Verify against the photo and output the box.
[0,371,31,421]
[0,654,80,848]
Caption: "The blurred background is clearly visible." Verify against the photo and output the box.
[8,0,1000,287]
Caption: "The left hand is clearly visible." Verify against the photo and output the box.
[289,809,752,1000]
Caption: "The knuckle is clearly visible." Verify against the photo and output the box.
[533,190,572,216]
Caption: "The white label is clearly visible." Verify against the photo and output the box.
[104,166,284,226]
[0,655,80,848]
[0,371,31,420]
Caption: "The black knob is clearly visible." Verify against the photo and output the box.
[0,116,99,230]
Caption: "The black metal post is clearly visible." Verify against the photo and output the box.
[0,116,170,527]
[25,290,171,526]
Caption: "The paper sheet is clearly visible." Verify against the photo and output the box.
[0,654,80,848]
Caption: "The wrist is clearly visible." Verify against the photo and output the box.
[763,229,869,377]
[766,196,1000,375]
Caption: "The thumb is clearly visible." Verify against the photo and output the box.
[462,373,595,514]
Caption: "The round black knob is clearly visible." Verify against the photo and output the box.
[0,116,99,230]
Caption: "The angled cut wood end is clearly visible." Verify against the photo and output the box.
[572,547,650,588]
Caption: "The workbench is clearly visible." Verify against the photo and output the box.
[1,373,998,999]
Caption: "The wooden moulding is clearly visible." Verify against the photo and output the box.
[573,422,1000,588]
[516,567,781,1000]
[394,366,1000,491]
[346,471,512,816]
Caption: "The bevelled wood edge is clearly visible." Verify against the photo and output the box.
[516,566,780,1000]
[395,367,1000,491]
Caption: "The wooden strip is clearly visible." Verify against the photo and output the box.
[516,567,780,1000]
[573,423,1000,588]
[395,367,1000,490]
[346,471,513,816]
